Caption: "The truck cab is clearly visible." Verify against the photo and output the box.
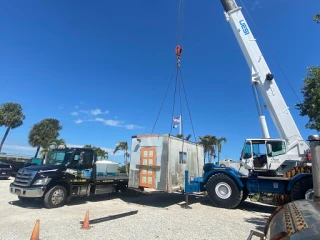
[240,138,303,175]
[9,147,128,208]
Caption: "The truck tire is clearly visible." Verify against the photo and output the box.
[241,189,249,202]
[44,185,67,209]
[206,173,243,209]
[291,177,313,201]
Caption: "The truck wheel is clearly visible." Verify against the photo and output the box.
[291,177,313,201]
[206,173,243,209]
[44,185,67,208]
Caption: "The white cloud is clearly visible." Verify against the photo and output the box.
[74,119,83,124]
[74,105,79,109]
[70,111,78,116]
[95,118,121,127]
[90,109,102,115]
[125,124,142,130]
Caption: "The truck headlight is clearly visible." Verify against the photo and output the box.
[190,176,195,182]
[33,178,51,186]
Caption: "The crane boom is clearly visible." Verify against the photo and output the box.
[220,0,309,160]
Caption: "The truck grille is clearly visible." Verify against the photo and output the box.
[14,169,36,186]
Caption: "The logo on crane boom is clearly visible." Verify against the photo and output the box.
[239,20,250,35]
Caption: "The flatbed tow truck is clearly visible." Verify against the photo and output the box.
[9,147,128,208]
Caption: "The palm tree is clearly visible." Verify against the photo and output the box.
[176,134,192,141]
[199,135,217,164]
[114,141,129,175]
[39,138,67,158]
[28,118,63,158]
[50,138,67,149]
[83,144,93,148]
[0,102,25,152]
[216,137,227,163]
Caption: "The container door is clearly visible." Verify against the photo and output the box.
[140,147,156,188]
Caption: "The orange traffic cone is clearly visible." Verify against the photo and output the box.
[81,210,91,230]
[30,219,40,240]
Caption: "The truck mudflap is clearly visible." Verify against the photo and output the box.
[9,183,46,198]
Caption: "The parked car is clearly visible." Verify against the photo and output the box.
[0,161,12,179]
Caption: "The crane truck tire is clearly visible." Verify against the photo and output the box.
[43,185,67,208]
[290,176,313,201]
[206,173,243,209]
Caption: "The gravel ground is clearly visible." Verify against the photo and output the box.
[0,177,276,240]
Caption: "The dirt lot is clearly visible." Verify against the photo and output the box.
[0,177,276,240]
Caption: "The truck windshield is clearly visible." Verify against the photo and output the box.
[45,150,73,165]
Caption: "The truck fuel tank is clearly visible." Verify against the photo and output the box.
[248,199,320,240]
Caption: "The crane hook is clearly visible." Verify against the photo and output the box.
[175,45,182,57]
[175,45,182,67]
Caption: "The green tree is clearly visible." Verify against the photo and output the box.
[83,144,108,160]
[0,102,25,153]
[314,14,320,23]
[28,118,63,158]
[216,137,227,162]
[295,66,320,132]
[199,135,217,164]
[114,141,129,175]
[40,138,67,158]
[176,133,192,141]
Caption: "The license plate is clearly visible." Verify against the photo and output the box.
[1,172,5,175]
[15,189,21,195]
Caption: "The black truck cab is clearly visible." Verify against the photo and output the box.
[9,147,128,208]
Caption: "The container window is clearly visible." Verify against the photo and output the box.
[148,177,152,184]
[149,151,154,157]
[179,152,187,164]
[142,176,146,183]
[148,159,153,165]
[143,151,148,157]
[143,159,147,165]
[142,170,147,174]
[148,170,152,175]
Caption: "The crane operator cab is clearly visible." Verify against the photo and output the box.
[240,139,286,172]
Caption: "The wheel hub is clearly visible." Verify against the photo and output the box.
[51,189,65,205]
[215,182,232,199]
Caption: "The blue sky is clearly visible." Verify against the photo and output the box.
[0,0,319,164]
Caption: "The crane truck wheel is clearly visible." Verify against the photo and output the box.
[290,176,313,201]
[43,185,67,209]
[206,173,243,209]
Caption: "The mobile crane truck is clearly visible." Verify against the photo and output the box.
[9,147,128,208]
[184,0,314,209]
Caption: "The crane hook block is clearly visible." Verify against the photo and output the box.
[175,45,182,57]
